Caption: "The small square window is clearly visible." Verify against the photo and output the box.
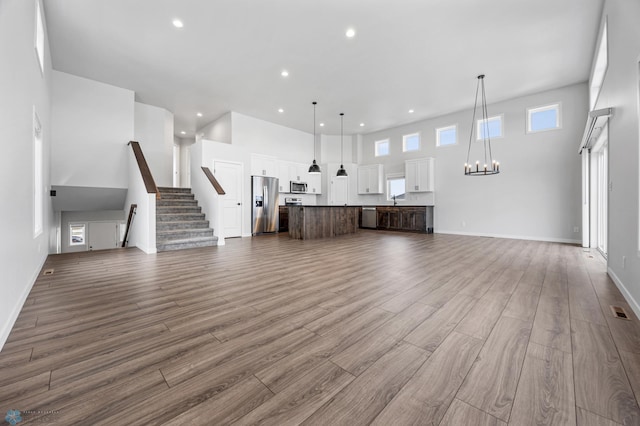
[375,139,390,157]
[477,115,503,140]
[70,224,86,246]
[402,133,420,152]
[387,176,406,201]
[436,125,457,147]
[527,104,561,133]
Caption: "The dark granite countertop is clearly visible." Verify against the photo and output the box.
[283,205,434,208]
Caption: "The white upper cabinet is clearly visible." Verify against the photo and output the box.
[277,161,291,192]
[276,160,318,193]
[357,164,384,194]
[405,157,434,192]
[251,154,277,177]
[307,171,322,194]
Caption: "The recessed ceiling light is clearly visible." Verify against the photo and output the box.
[278,108,284,113]
[172,19,184,28]
[359,123,365,127]
[196,112,203,117]
[281,70,289,77]
[408,109,414,113]
[319,123,325,127]
[346,28,356,38]
[180,131,186,135]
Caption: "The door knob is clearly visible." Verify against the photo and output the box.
[237,203,241,205]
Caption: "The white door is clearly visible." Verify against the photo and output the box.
[88,222,118,251]
[590,123,608,257]
[214,160,243,238]
[173,144,180,187]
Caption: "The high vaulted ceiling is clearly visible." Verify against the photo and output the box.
[44,0,603,137]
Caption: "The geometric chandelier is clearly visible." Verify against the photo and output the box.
[465,74,500,175]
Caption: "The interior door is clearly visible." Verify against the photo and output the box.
[88,222,118,251]
[214,160,243,237]
[173,144,180,187]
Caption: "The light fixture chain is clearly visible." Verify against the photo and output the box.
[466,78,480,166]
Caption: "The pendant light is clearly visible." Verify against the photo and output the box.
[308,101,321,174]
[336,113,348,177]
[464,75,500,175]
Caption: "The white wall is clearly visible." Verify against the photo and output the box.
[361,83,586,242]
[124,149,157,254]
[51,70,134,189]
[199,112,232,144]
[596,0,640,316]
[134,102,174,187]
[0,0,53,349]
[232,112,316,163]
[320,134,354,165]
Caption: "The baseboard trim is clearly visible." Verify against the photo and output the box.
[136,244,157,254]
[608,267,640,320]
[0,254,47,351]
[435,230,581,245]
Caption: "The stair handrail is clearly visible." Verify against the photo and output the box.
[128,141,160,200]
[201,167,226,195]
[122,204,137,248]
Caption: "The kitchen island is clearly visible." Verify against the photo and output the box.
[288,206,360,240]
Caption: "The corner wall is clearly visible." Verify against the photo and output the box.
[51,70,134,189]
[134,102,174,187]
[0,0,53,349]
[596,0,640,316]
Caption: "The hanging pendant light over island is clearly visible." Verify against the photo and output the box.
[336,112,348,177]
[308,101,321,174]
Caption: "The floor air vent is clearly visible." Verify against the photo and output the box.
[610,305,631,320]
[43,269,54,276]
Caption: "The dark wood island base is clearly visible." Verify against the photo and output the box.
[288,206,360,240]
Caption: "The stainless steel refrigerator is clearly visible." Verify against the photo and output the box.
[251,176,279,235]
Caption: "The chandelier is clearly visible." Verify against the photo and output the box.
[465,75,500,176]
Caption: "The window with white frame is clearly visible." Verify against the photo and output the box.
[527,104,561,133]
[477,115,503,140]
[387,175,406,201]
[590,19,608,110]
[33,109,43,237]
[70,224,86,246]
[375,139,390,156]
[35,0,45,75]
[402,133,420,152]
[436,125,457,147]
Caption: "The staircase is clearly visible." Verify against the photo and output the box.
[156,187,218,251]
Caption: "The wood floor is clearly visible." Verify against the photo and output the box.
[1,231,640,425]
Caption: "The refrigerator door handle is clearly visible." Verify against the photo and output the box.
[263,185,268,214]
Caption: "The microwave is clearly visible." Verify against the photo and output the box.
[290,181,308,193]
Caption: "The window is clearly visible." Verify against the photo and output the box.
[590,19,608,110]
[436,125,457,147]
[35,0,45,75]
[402,133,420,152]
[477,115,503,140]
[375,139,390,156]
[70,224,86,246]
[387,176,406,201]
[527,104,560,133]
[33,108,43,237]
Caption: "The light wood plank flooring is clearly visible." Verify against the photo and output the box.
[1,231,640,425]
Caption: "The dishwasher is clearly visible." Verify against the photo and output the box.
[361,207,377,229]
